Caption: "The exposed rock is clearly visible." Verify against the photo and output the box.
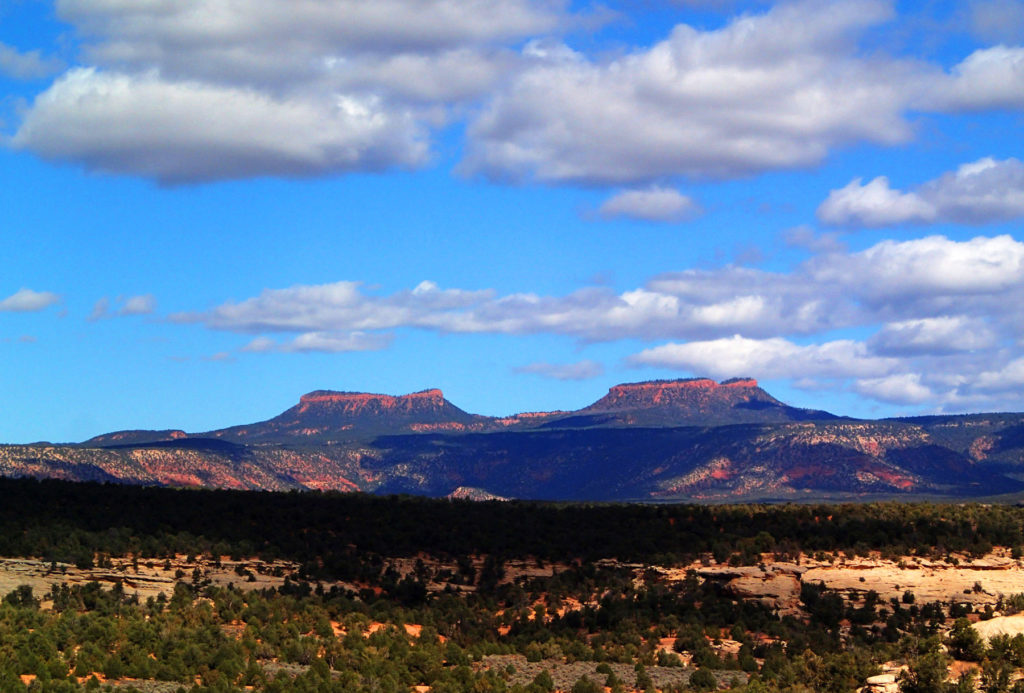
[446,486,509,502]
[973,614,1024,641]
[726,573,802,611]
[860,672,899,693]
[689,552,1024,614]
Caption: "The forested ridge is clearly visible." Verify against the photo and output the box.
[4,479,1024,692]
[2,478,1022,568]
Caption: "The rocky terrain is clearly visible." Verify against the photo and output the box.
[4,546,1022,692]
[671,550,1024,615]
[4,377,1024,500]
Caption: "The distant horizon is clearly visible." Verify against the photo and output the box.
[4,0,1024,442]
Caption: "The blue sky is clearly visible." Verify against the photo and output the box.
[2,0,1024,443]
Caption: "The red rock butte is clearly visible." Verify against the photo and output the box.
[605,378,759,395]
[585,377,772,412]
[297,389,447,414]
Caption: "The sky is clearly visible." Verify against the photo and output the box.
[2,0,1024,443]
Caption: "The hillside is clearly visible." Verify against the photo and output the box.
[3,378,1024,500]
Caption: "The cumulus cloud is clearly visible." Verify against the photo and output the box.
[13,69,428,184]
[933,45,1024,112]
[58,0,561,65]
[177,235,1024,346]
[853,373,934,405]
[12,0,1024,185]
[176,279,838,341]
[0,42,63,80]
[868,316,996,356]
[13,0,563,183]
[597,187,700,223]
[975,357,1024,391]
[818,158,1024,228]
[516,360,604,380]
[817,177,935,227]
[807,234,1024,307]
[462,0,926,184]
[177,280,494,333]
[0,288,61,312]
[629,335,898,379]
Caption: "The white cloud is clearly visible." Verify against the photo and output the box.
[629,335,898,379]
[57,0,562,63]
[934,45,1024,112]
[0,288,61,312]
[241,331,392,353]
[974,358,1024,392]
[516,360,604,380]
[177,235,1024,346]
[924,157,1024,223]
[13,69,429,184]
[0,42,63,80]
[808,235,1024,308]
[119,294,156,316]
[817,176,935,227]
[819,158,1024,228]
[286,331,393,353]
[13,0,1024,185]
[12,0,565,183]
[88,294,157,320]
[868,316,997,356]
[597,187,700,223]
[178,280,494,333]
[241,336,277,353]
[853,373,933,405]
[462,0,925,184]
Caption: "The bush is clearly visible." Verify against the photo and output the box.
[571,676,602,693]
[689,667,718,691]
